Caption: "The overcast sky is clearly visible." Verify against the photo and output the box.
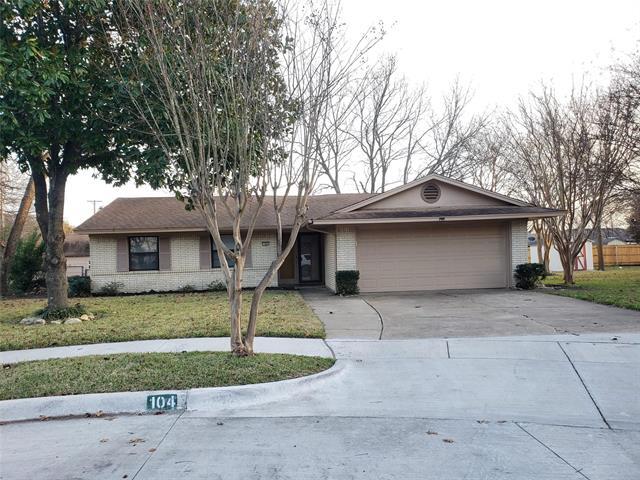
[65,0,640,226]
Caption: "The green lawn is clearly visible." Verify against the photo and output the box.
[0,291,325,351]
[0,352,334,401]
[542,266,640,311]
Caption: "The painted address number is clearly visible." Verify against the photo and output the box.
[146,394,178,411]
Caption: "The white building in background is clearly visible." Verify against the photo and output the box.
[64,233,90,277]
[528,235,594,271]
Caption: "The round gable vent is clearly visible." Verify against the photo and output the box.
[421,182,441,203]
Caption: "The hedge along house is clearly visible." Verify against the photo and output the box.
[75,174,563,294]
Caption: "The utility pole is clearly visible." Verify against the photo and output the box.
[87,200,102,215]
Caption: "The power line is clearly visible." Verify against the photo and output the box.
[87,200,103,214]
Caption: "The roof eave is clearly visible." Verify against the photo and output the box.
[75,226,295,235]
[311,211,564,226]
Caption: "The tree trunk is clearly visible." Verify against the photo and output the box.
[558,246,575,285]
[596,224,605,271]
[244,225,301,353]
[536,240,543,268]
[44,169,69,310]
[543,243,551,274]
[32,169,49,240]
[229,256,247,355]
[0,178,35,297]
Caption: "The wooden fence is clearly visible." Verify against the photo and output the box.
[593,245,640,266]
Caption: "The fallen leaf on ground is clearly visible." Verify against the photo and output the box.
[128,438,146,445]
[443,438,455,443]
[100,439,109,443]
[148,448,157,453]
[426,430,438,435]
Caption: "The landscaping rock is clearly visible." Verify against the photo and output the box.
[64,318,82,325]
[80,314,91,321]
[20,317,45,326]
[50,320,62,325]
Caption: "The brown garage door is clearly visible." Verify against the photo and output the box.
[356,222,509,292]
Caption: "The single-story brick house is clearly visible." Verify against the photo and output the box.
[75,174,562,294]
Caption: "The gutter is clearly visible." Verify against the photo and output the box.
[311,211,565,226]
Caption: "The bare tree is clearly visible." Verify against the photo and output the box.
[590,83,640,270]
[505,83,638,284]
[413,80,488,181]
[315,85,359,193]
[0,158,35,297]
[465,121,517,195]
[118,0,378,354]
[0,159,27,239]
[350,56,427,193]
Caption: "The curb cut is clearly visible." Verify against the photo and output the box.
[0,361,345,423]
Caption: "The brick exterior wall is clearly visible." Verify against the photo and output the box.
[89,232,277,293]
[336,226,357,271]
[323,231,337,292]
[510,219,529,286]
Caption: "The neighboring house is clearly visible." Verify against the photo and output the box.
[528,235,594,272]
[75,174,562,294]
[587,227,637,246]
[64,233,90,277]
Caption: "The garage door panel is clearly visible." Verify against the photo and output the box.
[356,223,508,292]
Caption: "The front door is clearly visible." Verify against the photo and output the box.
[298,233,322,283]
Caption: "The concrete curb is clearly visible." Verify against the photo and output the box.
[0,361,345,423]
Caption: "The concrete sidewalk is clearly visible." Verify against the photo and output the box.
[1,333,639,479]
[193,333,640,431]
[0,336,333,364]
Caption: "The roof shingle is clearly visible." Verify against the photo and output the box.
[75,194,374,233]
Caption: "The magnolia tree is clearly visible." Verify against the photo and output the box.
[117,0,379,355]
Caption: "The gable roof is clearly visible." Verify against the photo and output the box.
[336,174,529,213]
[75,194,373,234]
[76,175,564,234]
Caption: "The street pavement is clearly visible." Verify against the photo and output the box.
[1,332,639,479]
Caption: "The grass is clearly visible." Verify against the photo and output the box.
[542,266,640,311]
[0,291,325,352]
[0,352,335,401]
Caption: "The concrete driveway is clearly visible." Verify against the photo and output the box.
[303,288,640,339]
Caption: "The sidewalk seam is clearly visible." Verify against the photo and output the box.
[557,342,611,429]
[360,297,384,340]
[131,410,184,480]
[516,422,592,479]
[322,339,336,359]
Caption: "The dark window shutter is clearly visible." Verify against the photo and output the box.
[116,237,129,272]
[159,236,171,270]
[199,234,211,270]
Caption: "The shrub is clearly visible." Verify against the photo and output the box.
[39,303,87,321]
[208,280,227,292]
[9,232,45,294]
[68,276,91,297]
[100,281,124,296]
[178,284,196,293]
[335,270,360,295]
[514,263,547,290]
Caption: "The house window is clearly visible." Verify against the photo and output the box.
[128,236,159,271]
[212,235,236,268]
